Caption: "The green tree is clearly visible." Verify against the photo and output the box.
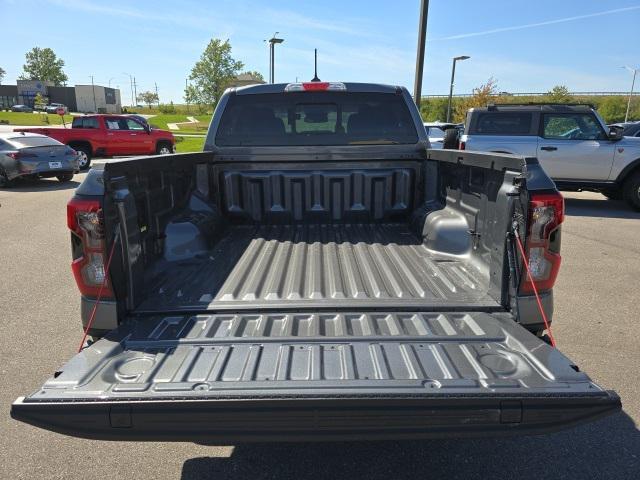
[137,91,159,109]
[185,39,244,110]
[0,67,5,85]
[454,77,499,122]
[597,96,628,123]
[545,85,571,102]
[34,92,47,110]
[240,70,264,82]
[21,47,68,85]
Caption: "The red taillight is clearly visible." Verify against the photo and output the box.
[458,141,466,150]
[519,192,564,294]
[67,197,114,298]
[302,82,329,91]
[7,151,36,159]
[284,82,347,92]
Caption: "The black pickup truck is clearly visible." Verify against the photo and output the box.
[12,82,620,442]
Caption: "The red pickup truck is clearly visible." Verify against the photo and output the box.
[16,115,175,170]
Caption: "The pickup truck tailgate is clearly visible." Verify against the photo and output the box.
[12,311,619,442]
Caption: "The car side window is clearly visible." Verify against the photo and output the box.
[105,118,131,130]
[105,118,122,130]
[0,139,9,150]
[543,114,607,140]
[126,119,145,130]
[474,112,532,135]
[77,117,99,129]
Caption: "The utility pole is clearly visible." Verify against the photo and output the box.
[133,77,138,106]
[623,66,638,122]
[446,56,470,122]
[268,33,284,84]
[90,75,97,112]
[185,78,189,113]
[155,82,159,106]
[413,0,429,109]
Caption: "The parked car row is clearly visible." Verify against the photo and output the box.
[11,103,69,114]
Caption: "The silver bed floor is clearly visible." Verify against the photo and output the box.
[138,224,494,311]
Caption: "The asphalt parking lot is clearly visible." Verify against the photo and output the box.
[0,177,638,480]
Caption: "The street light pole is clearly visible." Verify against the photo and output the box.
[123,72,134,107]
[446,55,470,123]
[90,75,97,112]
[268,33,284,84]
[623,66,638,123]
[413,0,429,109]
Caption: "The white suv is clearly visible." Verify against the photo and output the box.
[460,103,640,210]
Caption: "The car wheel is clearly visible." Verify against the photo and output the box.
[75,146,92,170]
[156,143,172,155]
[442,128,460,149]
[57,173,74,183]
[622,171,640,211]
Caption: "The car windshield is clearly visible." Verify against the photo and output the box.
[7,136,62,148]
[215,92,418,146]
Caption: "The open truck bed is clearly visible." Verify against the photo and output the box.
[11,149,620,441]
[12,84,620,442]
[138,223,495,312]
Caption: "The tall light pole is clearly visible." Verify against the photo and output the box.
[623,65,638,123]
[413,0,429,109]
[123,72,134,107]
[108,77,115,88]
[268,32,284,84]
[89,75,97,112]
[446,55,470,123]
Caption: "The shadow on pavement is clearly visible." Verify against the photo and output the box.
[181,412,639,480]
[0,177,80,192]
[564,197,640,220]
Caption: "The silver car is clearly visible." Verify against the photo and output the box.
[0,132,80,187]
[45,103,69,114]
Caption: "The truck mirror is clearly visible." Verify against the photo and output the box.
[608,125,624,141]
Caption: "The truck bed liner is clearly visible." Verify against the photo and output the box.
[138,223,495,312]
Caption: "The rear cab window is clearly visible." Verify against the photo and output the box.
[215,92,418,146]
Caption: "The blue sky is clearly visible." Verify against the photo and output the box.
[1,0,639,103]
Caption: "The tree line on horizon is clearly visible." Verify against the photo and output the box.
[2,44,637,123]
[420,80,640,124]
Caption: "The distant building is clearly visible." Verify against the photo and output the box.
[0,80,121,113]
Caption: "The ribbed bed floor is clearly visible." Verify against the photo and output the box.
[138,223,495,311]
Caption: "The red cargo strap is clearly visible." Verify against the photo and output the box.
[513,229,557,347]
[77,231,119,353]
